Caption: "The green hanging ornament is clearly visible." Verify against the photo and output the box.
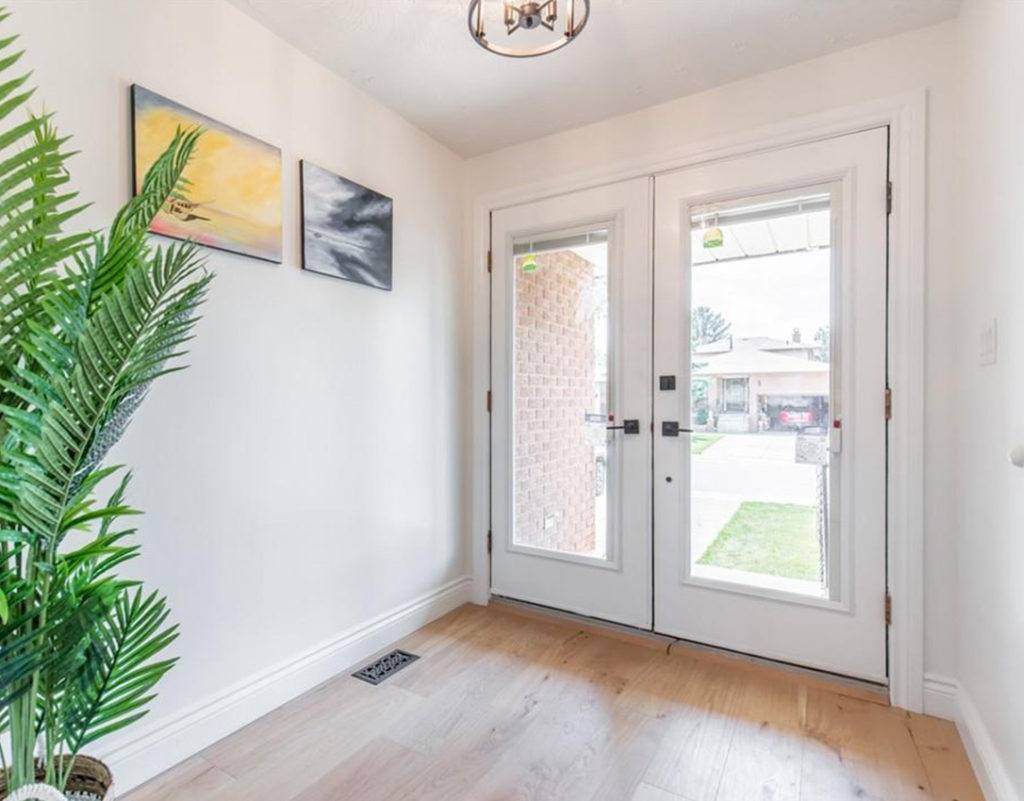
[703,227,724,249]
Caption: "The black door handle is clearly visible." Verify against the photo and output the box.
[662,421,694,437]
[607,419,640,434]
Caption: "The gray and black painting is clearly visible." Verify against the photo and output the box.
[301,161,393,290]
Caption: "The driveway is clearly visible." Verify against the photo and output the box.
[691,432,819,558]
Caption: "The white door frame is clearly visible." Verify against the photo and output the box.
[469,90,927,711]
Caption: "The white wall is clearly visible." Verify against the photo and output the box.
[468,20,962,688]
[7,0,469,789]
[955,2,1024,797]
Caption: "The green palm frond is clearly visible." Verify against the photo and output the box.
[1,239,210,552]
[30,473,143,752]
[86,126,202,314]
[0,572,116,708]
[62,588,178,755]
[0,569,44,699]
[0,43,90,414]
[3,123,203,395]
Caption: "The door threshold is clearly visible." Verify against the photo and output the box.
[490,595,890,706]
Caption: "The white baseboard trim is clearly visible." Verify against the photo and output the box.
[924,674,1020,801]
[955,684,1021,801]
[98,575,474,794]
[922,672,958,720]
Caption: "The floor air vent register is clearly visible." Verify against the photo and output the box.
[352,650,420,685]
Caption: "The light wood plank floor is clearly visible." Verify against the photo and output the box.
[124,604,982,801]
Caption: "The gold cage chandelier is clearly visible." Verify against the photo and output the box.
[468,0,591,58]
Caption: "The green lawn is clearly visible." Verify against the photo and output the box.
[698,501,820,581]
[691,433,723,455]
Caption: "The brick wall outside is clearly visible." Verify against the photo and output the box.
[514,249,601,556]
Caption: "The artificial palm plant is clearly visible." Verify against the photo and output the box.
[0,9,210,794]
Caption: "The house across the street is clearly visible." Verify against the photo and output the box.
[694,335,829,433]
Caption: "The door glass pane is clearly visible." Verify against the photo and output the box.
[688,192,833,597]
[513,228,611,560]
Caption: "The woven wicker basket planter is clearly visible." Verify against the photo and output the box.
[1,756,113,801]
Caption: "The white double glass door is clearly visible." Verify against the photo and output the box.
[490,128,889,681]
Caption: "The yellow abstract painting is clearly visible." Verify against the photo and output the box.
[132,85,282,262]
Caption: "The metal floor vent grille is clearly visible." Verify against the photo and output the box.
[352,649,419,685]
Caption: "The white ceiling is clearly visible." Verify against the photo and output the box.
[228,0,959,157]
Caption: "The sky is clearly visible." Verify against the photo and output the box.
[559,226,830,362]
[563,238,830,346]
[692,249,830,344]
[565,241,831,346]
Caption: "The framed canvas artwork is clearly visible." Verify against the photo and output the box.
[131,84,282,263]
[300,160,393,291]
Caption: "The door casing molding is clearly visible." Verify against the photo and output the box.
[468,89,927,711]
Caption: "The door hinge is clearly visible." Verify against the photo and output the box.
[487,530,492,554]
[486,389,492,413]
[884,387,893,421]
[885,593,893,626]
[886,181,893,215]
[487,250,493,273]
